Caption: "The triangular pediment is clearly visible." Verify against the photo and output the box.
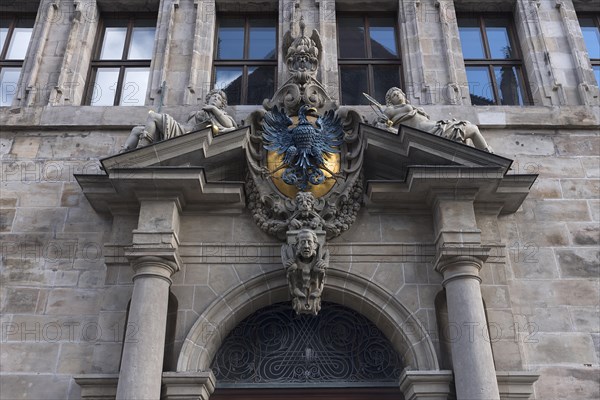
[76,122,535,216]
[360,123,536,214]
[76,127,250,214]
[101,126,249,182]
[362,123,513,181]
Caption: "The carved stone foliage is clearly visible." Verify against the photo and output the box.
[282,229,328,315]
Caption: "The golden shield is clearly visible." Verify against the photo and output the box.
[266,116,341,198]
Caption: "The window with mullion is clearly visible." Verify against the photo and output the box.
[214,16,277,105]
[458,15,530,106]
[0,15,34,106]
[86,16,156,106]
[337,14,402,105]
[578,14,600,85]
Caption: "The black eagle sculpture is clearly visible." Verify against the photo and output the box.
[263,105,344,190]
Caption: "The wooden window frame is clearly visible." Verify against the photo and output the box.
[0,15,35,67]
[458,14,532,106]
[84,15,156,106]
[212,14,278,105]
[336,13,403,105]
[0,14,35,106]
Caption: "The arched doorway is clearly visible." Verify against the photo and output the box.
[209,302,404,399]
[177,269,439,373]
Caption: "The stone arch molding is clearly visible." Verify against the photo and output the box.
[177,269,439,373]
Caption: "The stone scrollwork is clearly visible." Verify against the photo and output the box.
[263,17,335,116]
[245,22,367,314]
[281,229,329,315]
[244,21,366,241]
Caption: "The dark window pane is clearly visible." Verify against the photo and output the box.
[6,27,33,60]
[340,66,368,105]
[494,66,525,105]
[215,66,242,105]
[128,27,156,59]
[217,19,244,59]
[369,18,398,58]
[466,66,495,105]
[120,67,149,106]
[99,27,127,59]
[90,68,119,106]
[249,19,276,59]
[458,17,485,59]
[247,66,275,104]
[580,23,600,60]
[338,17,366,58]
[372,65,400,104]
[1,67,21,106]
[485,18,515,59]
[594,66,600,86]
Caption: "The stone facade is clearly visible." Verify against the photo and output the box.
[0,0,599,399]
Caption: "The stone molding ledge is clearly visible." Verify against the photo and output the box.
[398,370,539,400]
[74,370,537,399]
[74,372,216,400]
[2,105,599,129]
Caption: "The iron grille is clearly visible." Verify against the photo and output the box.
[210,302,404,384]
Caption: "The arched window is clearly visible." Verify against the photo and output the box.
[210,302,404,386]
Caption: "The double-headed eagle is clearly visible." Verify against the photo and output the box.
[263,105,344,190]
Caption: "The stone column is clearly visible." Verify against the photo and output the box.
[436,254,499,399]
[116,198,182,400]
[431,192,499,400]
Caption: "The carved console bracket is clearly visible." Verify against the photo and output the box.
[282,229,328,315]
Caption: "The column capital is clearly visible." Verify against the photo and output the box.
[399,369,454,400]
[127,255,181,284]
[434,248,490,286]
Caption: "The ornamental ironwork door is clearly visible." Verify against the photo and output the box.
[210,302,405,399]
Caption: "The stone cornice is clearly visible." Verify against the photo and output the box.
[3,105,599,129]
